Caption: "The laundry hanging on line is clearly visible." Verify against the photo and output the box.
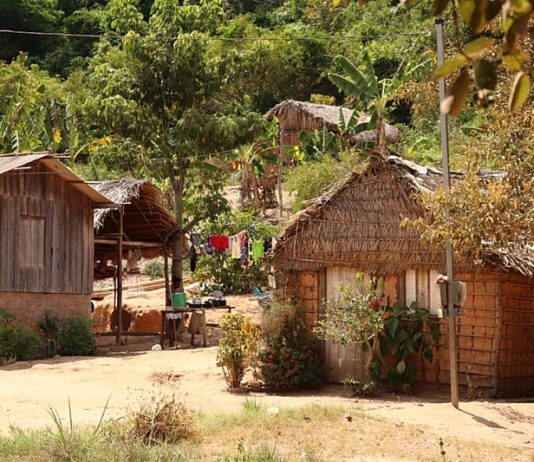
[209,235,229,250]
[252,238,264,262]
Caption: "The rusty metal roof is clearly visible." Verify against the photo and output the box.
[0,154,114,208]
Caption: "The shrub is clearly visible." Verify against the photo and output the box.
[126,393,196,445]
[59,316,97,356]
[217,313,260,390]
[285,151,365,211]
[141,259,165,280]
[0,309,41,363]
[258,303,324,392]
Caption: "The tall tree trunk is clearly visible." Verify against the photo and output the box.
[172,174,186,292]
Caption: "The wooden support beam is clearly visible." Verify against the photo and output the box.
[116,205,124,346]
[95,238,163,248]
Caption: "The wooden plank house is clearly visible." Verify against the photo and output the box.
[272,156,534,395]
[0,153,113,327]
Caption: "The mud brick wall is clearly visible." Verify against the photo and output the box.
[436,272,498,389]
[498,273,534,394]
[297,271,321,328]
[0,292,91,328]
[275,270,321,328]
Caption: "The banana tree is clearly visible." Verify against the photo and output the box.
[329,53,400,158]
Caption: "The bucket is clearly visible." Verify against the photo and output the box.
[172,292,187,309]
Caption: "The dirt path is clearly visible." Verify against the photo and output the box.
[1,347,533,455]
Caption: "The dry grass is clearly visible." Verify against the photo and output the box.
[0,399,532,461]
[199,402,533,462]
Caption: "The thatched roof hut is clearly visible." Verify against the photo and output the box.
[272,156,534,394]
[273,155,534,276]
[265,99,401,148]
[92,180,176,259]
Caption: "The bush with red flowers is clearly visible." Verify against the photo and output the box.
[257,302,324,392]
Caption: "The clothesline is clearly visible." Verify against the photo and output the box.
[187,225,275,272]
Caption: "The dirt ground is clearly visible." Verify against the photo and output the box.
[1,289,534,459]
[1,346,534,454]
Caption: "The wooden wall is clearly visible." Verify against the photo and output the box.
[0,162,94,295]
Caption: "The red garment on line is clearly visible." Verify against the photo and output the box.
[210,235,229,250]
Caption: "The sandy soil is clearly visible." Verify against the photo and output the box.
[1,288,533,456]
[1,346,534,454]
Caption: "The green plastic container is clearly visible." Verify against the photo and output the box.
[172,292,187,309]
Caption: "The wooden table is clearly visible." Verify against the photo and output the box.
[160,305,234,349]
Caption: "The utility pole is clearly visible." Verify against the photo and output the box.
[435,19,459,409]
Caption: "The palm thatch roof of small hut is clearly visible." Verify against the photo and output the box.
[92,179,175,245]
[265,99,401,146]
[272,156,534,276]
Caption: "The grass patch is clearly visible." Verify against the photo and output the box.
[0,399,530,462]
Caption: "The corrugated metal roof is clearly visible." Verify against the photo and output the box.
[0,154,115,208]
[0,153,49,175]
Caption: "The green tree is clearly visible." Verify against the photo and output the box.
[87,0,263,289]
[0,59,67,152]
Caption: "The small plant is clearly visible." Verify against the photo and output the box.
[59,316,97,356]
[221,440,286,462]
[439,437,448,462]
[375,302,439,390]
[127,392,195,445]
[258,302,324,392]
[45,397,109,461]
[342,377,378,397]
[0,309,41,363]
[39,312,60,358]
[141,258,165,280]
[217,313,260,390]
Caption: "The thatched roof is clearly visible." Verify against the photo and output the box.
[92,180,175,244]
[272,156,534,277]
[265,100,401,146]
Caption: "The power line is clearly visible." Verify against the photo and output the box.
[0,28,432,42]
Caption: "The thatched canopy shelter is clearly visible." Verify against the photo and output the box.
[265,99,401,148]
[272,156,534,276]
[92,180,176,260]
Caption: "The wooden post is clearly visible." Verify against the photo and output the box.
[202,309,207,347]
[116,205,124,345]
[436,19,459,408]
[278,131,284,218]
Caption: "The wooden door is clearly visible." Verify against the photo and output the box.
[325,267,368,383]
